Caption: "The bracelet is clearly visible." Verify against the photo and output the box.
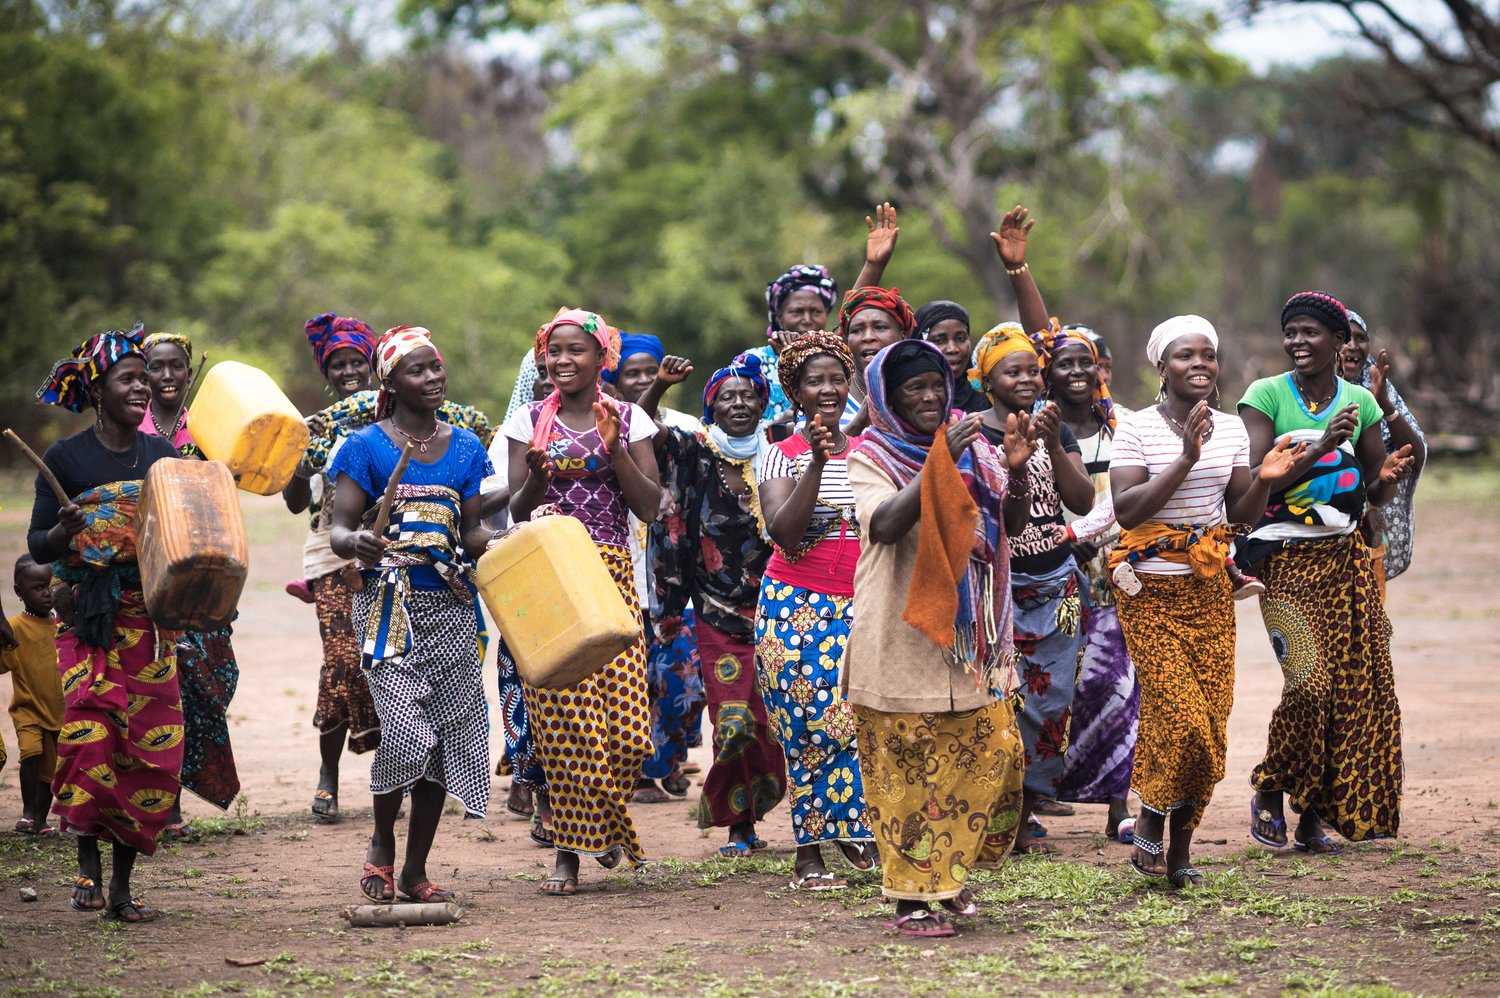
[1006,472,1031,498]
[1005,262,1029,277]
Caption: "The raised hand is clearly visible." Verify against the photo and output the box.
[1379,443,1416,484]
[1370,348,1392,409]
[807,414,836,464]
[990,205,1035,271]
[656,355,694,387]
[944,414,982,461]
[1258,436,1308,483]
[593,396,623,453]
[865,201,900,266]
[1318,404,1360,454]
[767,330,804,354]
[1002,411,1037,471]
[1180,400,1211,463]
[1032,401,1062,446]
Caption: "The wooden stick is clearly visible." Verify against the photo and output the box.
[340,902,461,928]
[371,437,416,538]
[4,429,70,506]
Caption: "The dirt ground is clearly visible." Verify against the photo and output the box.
[0,463,1496,997]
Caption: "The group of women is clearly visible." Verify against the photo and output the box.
[24,199,1423,936]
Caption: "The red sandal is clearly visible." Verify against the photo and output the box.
[400,881,455,903]
[360,862,395,902]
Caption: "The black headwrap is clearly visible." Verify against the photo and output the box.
[914,300,971,339]
[883,339,950,395]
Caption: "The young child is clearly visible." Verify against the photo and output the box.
[0,555,65,834]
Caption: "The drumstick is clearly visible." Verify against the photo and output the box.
[371,438,416,539]
[4,429,70,507]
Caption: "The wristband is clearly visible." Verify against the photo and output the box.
[1005,262,1029,277]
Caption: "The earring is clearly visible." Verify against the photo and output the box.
[1156,378,1167,403]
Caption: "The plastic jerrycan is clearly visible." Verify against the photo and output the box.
[187,360,310,495]
[137,459,250,631]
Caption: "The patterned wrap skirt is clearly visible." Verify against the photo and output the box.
[176,626,241,810]
[696,618,787,829]
[854,700,1025,901]
[353,586,490,818]
[1115,571,1235,831]
[643,606,705,781]
[523,543,653,864]
[312,569,380,754]
[1011,560,1087,796]
[754,578,870,845]
[496,635,543,788]
[1055,606,1137,804]
[1251,533,1402,840]
[51,591,184,855]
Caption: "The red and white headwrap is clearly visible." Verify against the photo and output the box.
[529,307,621,449]
[375,325,443,417]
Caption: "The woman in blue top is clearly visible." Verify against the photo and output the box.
[329,326,496,905]
[1239,292,1415,856]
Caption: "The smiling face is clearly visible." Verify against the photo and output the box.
[777,289,829,334]
[925,319,971,376]
[1341,320,1370,381]
[709,377,765,436]
[545,324,604,397]
[891,371,948,435]
[1156,333,1218,403]
[1282,315,1342,377]
[846,308,905,374]
[1046,342,1097,408]
[385,345,447,414]
[325,347,373,399]
[144,342,190,409]
[93,356,151,427]
[614,352,660,406]
[793,354,851,425]
[984,350,1042,411]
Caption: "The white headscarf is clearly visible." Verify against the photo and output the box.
[1147,314,1218,366]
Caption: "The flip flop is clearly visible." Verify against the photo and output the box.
[505,782,534,818]
[1169,867,1206,890]
[1250,796,1289,848]
[661,772,691,798]
[529,810,555,848]
[1129,834,1167,879]
[14,817,36,835]
[886,910,956,937]
[161,822,192,842]
[540,875,577,897]
[360,862,395,902]
[747,836,769,851]
[399,881,456,903]
[789,871,848,891]
[311,790,338,823]
[1293,835,1344,856]
[104,898,160,923]
[70,876,105,912]
[939,887,979,918]
[596,846,625,870]
[631,783,672,804]
[836,840,877,871]
[719,841,753,859]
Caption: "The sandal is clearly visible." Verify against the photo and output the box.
[1250,793,1288,848]
[631,782,671,805]
[719,841,753,859]
[1026,815,1048,838]
[1129,833,1167,879]
[360,862,395,902]
[311,790,338,822]
[400,881,456,903]
[1168,867,1206,890]
[161,821,192,842]
[789,871,848,891]
[540,875,577,896]
[36,824,58,836]
[70,876,105,912]
[14,817,36,835]
[886,909,956,938]
[1033,798,1075,817]
[529,810,555,848]
[939,886,979,918]
[104,898,160,923]
[661,772,691,798]
[505,782,534,818]
[1014,838,1058,856]
[596,845,624,870]
[837,840,877,871]
[1293,834,1344,856]
[748,835,768,851]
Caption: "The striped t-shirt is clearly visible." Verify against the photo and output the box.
[1109,405,1250,575]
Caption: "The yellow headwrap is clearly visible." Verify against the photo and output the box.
[968,322,1038,401]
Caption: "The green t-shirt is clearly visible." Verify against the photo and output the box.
[1237,373,1382,442]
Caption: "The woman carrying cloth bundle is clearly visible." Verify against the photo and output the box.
[504,307,663,897]
[756,332,875,890]
[846,339,1034,937]
[329,325,496,905]
[1240,292,1415,854]
[1109,315,1301,889]
[644,351,787,858]
[30,323,184,923]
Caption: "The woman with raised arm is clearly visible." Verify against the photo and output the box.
[1241,293,1415,855]
[328,326,495,906]
[30,322,183,922]
[755,332,874,891]
[1109,315,1301,889]
[504,308,663,896]
[847,339,1033,937]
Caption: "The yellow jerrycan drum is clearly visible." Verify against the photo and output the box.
[137,459,250,631]
[187,360,310,495]
[475,515,639,689]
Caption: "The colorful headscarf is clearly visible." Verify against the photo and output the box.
[375,325,443,418]
[776,331,855,409]
[1031,319,1116,435]
[702,351,770,425]
[1281,290,1351,341]
[856,339,1014,684]
[601,332,665,385]
[36,322,148,413]
[765,264,839,336]
[968,322,1037,402]
[305,313,376,374]
[838,286,916,340]
[529,307,621,450]
[143,332,193,362]
[914,300,970,339]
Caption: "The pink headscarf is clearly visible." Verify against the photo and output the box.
[529,307,621,450]
[375,325,443,417]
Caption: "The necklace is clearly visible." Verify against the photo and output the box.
[150,402,186,441]
[715,456,751,498]
[806,429,850,458]
[1292,372,1336,413]
[390,419,441,453]
[1157,401,1214,443]
[94,427,141,469]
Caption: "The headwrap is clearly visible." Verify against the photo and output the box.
[702,352,773,487]
[968,322,1037,402]
[702,352,770,425]
[1031,319,1116,435]
[914,300,970,339]
[143,332,193,362]
[1146,314,1218,366]
[776,332,855,408]
[765,264,839,336]
[529,307,621,450]
[1064,324,1110,360]
[374,325,443,418]
[885,339,949,387]
[36,322,148,413]
[505,351,541,423]
[601,332,665,385]
[856,339,1014,689]
[1345,309,1367,332]
[1281,291,1351,341]
[304,313,376,374]
[838,286,917,340]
